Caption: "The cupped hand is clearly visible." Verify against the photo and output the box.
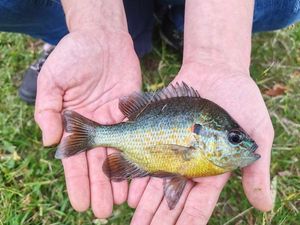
[128,63,274,225]
[34,29,142,218]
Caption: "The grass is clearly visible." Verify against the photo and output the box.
[0,24,300,224]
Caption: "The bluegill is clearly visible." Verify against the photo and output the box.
[56,82,259,209]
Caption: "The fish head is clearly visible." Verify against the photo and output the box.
[201,126,260,170]
[196,102,260,170]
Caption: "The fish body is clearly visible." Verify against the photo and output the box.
[56,83,259,209]
[94,98,228,177]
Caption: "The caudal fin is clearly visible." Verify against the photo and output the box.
[55,110,99,159]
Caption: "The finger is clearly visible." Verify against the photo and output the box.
[112,181,128,205]
[87,147,113,218]
[62,153,90,212]
[35,66,63,146]
[242,124,273,212]
[95,102,128,204]
[95,102,129,205]
[108,147,128,205]
[128,177,150,208]
[130,178,164,225]
[176,173,230,225]
[150,181,194,225]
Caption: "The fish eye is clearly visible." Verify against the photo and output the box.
[228,130,244,144]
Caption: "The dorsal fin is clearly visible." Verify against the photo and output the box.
[119,82,201,120]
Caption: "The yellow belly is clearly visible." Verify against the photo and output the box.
[122,124,227,178]
[126,147,226,178]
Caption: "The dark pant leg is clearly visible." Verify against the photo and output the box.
[0,0,68,45]
[124,0,154,57]
[253,0,300,32]
[157,0,300,33]
[0,0,155,57]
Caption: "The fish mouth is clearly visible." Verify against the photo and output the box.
[250,142,258,152]
[238,153,261,168]
[253,153,261,160]
[240,143,260,167]
[247,141,260,163]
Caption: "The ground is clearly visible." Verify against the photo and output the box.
[0,24,299,225]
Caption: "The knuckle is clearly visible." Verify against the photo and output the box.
[89,177,110,187]
[34,110,41,125]
[150,217,170,225]
[204,182,221,192]
[196,181,222,194]
[261,123,275,146]
[65,172,89,181]
[256,117,275,140]
[267,124,275,140]
[147,179,163,193]
[183,203,209,223]
[138,205,156,217]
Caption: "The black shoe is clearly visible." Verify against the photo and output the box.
[159,11,183,52]
[19,44,54,104]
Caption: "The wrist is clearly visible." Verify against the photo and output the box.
[181,61,250,77]
[63,27,135,59]
[183,0,254,74]
[177,62,250,88]
[182,54,250,77]
[62,0,128,33]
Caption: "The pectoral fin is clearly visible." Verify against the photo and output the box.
[146,144,195,161]
[102,153,149,181]
[168,144,195,161]
[163,176,187,210]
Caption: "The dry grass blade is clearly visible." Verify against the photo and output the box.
[223,207,254,225]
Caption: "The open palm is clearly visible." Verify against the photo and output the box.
[128,65,274,225]
[34,30,142,218]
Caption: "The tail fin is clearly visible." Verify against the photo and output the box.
[55,110,99,159]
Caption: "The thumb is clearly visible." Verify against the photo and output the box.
[242,121,274,212]
[34,67,64,146]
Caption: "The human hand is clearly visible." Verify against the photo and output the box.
[34,29,142,218]
[128,63,274,225]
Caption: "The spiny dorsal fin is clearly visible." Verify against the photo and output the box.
[119,92,155,120]
[102,153,149,181]
[119,82,201,120]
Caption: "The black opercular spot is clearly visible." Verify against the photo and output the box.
[193,124,202,135]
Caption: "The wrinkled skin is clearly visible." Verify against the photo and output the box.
[128,63,274,225]
[35,29,141,218]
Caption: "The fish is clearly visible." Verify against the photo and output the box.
[55,82,259,210]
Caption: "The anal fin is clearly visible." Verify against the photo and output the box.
[102,153,149,182]
[163,176,187,210]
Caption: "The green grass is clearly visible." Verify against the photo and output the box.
[1,24,300,224]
